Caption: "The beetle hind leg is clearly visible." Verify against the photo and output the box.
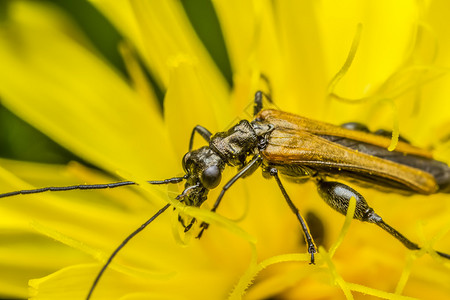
[436,164,450,193]
[315,179,450,259]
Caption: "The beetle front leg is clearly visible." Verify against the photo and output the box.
[270,168,317,264]
[253,74,274,116]
[196,154,263,239]
[189,125,212,151]
[253,91,273,116]
[315,179,450,259]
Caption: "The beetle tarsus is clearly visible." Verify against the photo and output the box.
[196,222,209,239]
[308,244,317,265]
[183,218,196,233]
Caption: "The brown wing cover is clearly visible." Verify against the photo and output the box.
[257,109,433,158]
[257,110,437,194]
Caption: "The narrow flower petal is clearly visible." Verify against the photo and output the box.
[164,59,231,157]
[89,0,229,98]
[212,0,287,113]
[0,231,87,299]
[29,264,138,300]
[0,1,174,179]
[318,0,421,97]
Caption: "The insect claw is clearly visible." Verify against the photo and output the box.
[184,223,192,232]
[196,230,204,239]
[196,222,209,239]
[184,218,196,232]
[308,245,317,265]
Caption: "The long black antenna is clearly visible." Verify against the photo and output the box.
[0,181,138,198]
[86,203,171,300]
[0,177,186,199]
[0,176,187,299]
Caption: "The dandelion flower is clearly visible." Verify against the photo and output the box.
[0,1,449,299]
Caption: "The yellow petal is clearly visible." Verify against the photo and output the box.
[89,0,229,99]
[0,1,174,179]
[164,58,231,158]
[213,0,286,113]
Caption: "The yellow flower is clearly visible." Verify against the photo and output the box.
[1,0,450,299]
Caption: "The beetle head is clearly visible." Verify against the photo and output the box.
[180,146,225,207]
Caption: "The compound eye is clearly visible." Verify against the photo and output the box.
[200,166,222,189]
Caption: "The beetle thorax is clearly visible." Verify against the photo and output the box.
[209,120,261,166]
